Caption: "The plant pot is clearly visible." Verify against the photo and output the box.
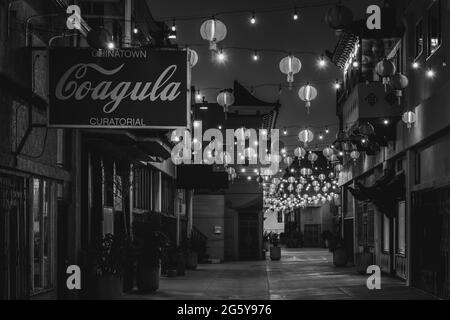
[333,247,348,267]
[186,251,198,270]
[92,274,123,300]
[270,246,281,261]
[137,264,160,293]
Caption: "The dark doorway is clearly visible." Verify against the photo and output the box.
[304,224,321,247]
[412,186,450,298]
[344,218,354,264]
[239,212,259,260]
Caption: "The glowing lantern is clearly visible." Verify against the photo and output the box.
[335,164,344,172]
[298,129,314,147]
[217,90,235,118]
[298,83,318,114]
[279,55,302,89]
[188,49,199,67]
[294,147,306,159]
[350,150,360,162]
[392,73,409,105]
[308,152,318,164]
[200,19,227,51]
[359,122,375,136]
[284,156,294,167]
[323,147,334,158]
[375,58,396,91]
[402,111,417,129]
[325,5,353,34]
[318,174,326,181]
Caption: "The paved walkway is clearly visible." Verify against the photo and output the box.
[125,248,436,300]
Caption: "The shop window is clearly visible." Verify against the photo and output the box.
[427,0,442,57]
[415,19,423,59]
[382,214,390,253]
[31,178,54,294]
[397,201,406,255]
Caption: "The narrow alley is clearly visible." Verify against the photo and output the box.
[125,249,436,300]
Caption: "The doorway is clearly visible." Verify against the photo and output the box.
[239,212,259,260]
[304,224,321,247]
[412,186,450,298]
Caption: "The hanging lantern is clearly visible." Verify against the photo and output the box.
[308,152,318,165]
[200,19,227,51]
[298,83,318,114]
[402,111,417,129]
[279,55,302,89]
[375,58,396,91]
[350,150,360,162]
[359,122,375,136]
[323,147,334,158]
[335,164,344,172]
[324,4,354,35]
[188,48,199,67]
[284,156,294,167]
[329,154,338,163]
[318,174,326,181]
[217,90,235,119]
[294,147,307,159]
[392,73,409,105]
[298,129,314,147]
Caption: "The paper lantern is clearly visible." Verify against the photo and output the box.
[375,58,396,91]
[318,174,326,181]
[217,90,235,117]
[323,147,334,158]
[279,55,302,89]
[308,152,318,164]
[298,84,318,114]
[284,156,294,167]
[402,111,417,129]
[392,73,409,105]
[335,164,344,172]
[298,129,314,147]
[350,150,360,162]
[359,122,375,136]
[200,19,227,51]
[294,147,307,159]
[325,5,353,33]
[188,49,199,67]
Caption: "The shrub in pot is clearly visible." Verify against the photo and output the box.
[133,219,169,293]
[90,234,125,300]
[270,234,281,261]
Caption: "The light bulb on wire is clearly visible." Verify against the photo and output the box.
[318,55,327,68]
[250,12,256,24]
[217,48,225,62]
[426,66,435,78]
[253,50,259,61]
[293,8,299,20]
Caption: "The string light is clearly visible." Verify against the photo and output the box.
[412,61,420,69]
[334,79,341,90]
[325,127,330,134]
[171,20,177,32]
[426,67,435,78]
[283,128,288,136]
[107,42,115,50]
[250,12,256,24]
[195,91,202,101]
[383,119,390,125]
[352,60,359,68]
[217,48,226,62]
[293,8,299,20]
[133,26,139,34]
[253,50,259,61]
[318,55,327,68]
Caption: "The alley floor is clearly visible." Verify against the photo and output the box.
[125,248,436,300]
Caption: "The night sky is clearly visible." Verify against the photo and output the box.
[149,0,384,152]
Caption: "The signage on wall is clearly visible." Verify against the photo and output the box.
[49,48,189,129]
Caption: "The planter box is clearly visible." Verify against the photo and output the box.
[270,246,281,261]
[137,265,160,293]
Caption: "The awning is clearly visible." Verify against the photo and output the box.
[84,130,172,163]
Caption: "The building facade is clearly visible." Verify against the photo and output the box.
[334,0,450,298]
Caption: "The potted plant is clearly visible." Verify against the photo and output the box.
[133,218,169,293]
[270,234,281,261]
[90,234,125,300]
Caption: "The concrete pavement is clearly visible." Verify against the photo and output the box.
[124,248,436,300]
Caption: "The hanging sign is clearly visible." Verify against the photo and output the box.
[49,48,189,129]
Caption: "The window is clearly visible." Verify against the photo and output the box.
[383,214,390,253]
[397,201,406,255]
[427,0,442,56]
[31,178,54,294]
[415,19,424,58]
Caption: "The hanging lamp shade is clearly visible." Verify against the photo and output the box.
[402,111,417,129]
[350,150,360,162]
[325,5,353,34]
[200,19,227,51]
[375,58,396,91]
[188,48,199,67]
[217,90,235,118]
[279,55,302,89]
[294,147,307,159]
[392,73,409,105]
[298,83,318,114]
[335,164,344,172]
[298,129,314,147]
